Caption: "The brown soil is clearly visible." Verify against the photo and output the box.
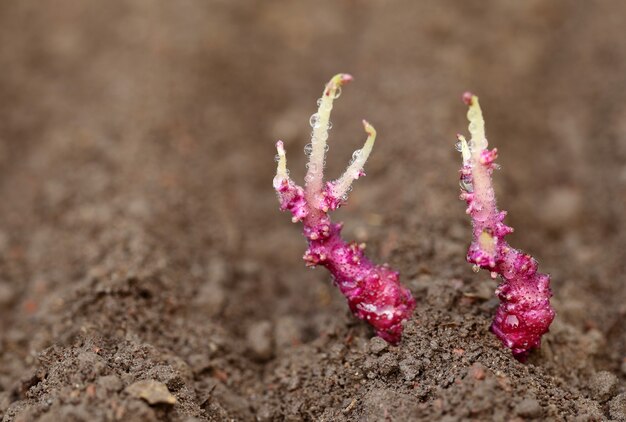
[1,1,625,421]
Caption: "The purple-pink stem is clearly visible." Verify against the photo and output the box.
[273,74,415,343]
[458,92,555,360]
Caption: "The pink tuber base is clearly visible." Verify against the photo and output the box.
[274,74,415,343]
[458,93,555,360]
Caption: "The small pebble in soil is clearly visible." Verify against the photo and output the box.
[573,401,605,422]
[193,258,228,317]
[0,282,15,307]
[77,351,106,376]
[0,391,10,415]
[274,316,302,349]
[363,356,376,371]
[609,393,626,421]
[514,397,542,418]
[377,353,398,376]
[256,404,274,422]
[469,362,487,380]
[125,380,176,405]
[146,365,184,391]
[589,371,618,402]
[399,357,419,381]
[538,187,582,230]
[246,320,274,361]
[193,280,226,317]
[581,329,606,355]
[368,336,388,355]
[97,374,122,392]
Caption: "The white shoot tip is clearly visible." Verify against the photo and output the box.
[307,74,355,196]
[274,140,288,188]
[457,134,471,164]
[325,73,353,96]
[362,119,376,137]
[464,92,487,152]
[333,73,353,86]
[331,118,377,200]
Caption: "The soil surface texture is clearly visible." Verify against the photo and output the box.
[1,1,625,421]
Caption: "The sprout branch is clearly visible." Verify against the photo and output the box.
[457,92,555,360]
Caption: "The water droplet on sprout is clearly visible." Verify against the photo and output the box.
[309,113,320,128]
[349,149,361,164]
[459,179,473,192]
[341,185,353,201]
[304,143,313,156]
[333,87,342,99]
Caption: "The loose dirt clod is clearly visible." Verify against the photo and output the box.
[368,336,389,355]
[589,371,619,402]
[609,393,626,421]
[469,363,487,381]
[514,397,542,418]
[247,320,274,361]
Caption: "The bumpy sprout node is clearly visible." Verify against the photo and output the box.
[273,74,416,343]
[457,92,555,360]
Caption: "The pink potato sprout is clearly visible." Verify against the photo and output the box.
[457,92,555,360]
[273,74,416,343]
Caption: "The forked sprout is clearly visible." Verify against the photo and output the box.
[273,74,415,343]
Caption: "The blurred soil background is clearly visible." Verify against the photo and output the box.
[0,1,625,421]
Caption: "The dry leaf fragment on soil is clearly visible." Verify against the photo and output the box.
[125,380,177,405]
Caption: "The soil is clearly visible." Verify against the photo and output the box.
[1,1,625,421]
